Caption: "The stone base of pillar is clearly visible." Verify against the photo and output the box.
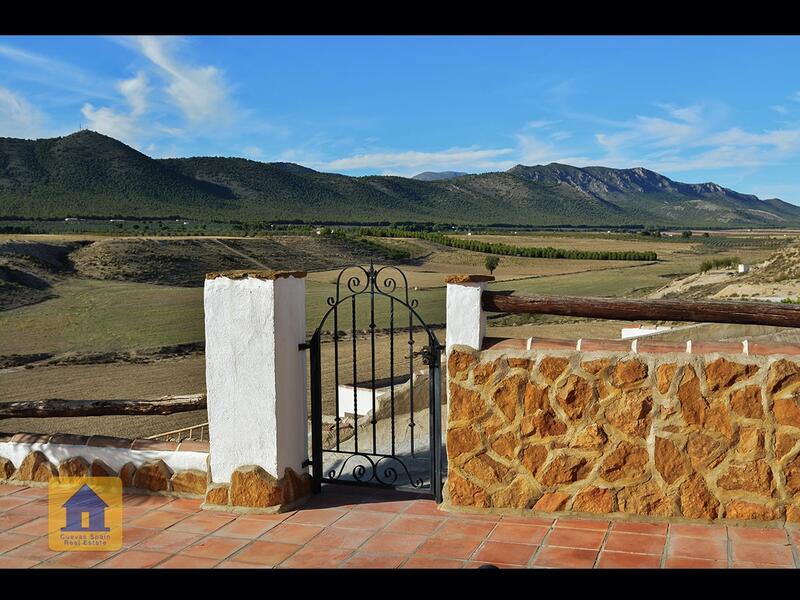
[201,465,313,513]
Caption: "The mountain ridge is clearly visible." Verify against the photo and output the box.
[1,130,798,227]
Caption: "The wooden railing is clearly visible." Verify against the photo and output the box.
[146,421,209,442]
[482,292,800,329]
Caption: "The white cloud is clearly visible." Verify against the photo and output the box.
[80,103,138,145]
[321,146,514,172]
[117,72,149,117]
[524,119,559,129]
[0,87,45,138]
[128,36,229,125]
[771,105,789,115]
[80,72,152,147]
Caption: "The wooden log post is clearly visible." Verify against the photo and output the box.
[0,394,206,419]
[482,292,800,328]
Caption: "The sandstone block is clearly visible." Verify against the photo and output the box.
[679,474,719,520]
[538,455,592,486]
[482,414,505,439]
[521,409,567,438]
[730,386,763,419]
[448,349,477,377]
[611,359,648,388]
[686,433,725,472]
[33,461,57,482]
[282,468,312,504]
[58,456,90,478]
[786,504,800,523]
[539,357,569,383]
[571,424,608,449]
[448,470,489,508]
[717,461,774,497]
[447,426,481,458]
[572,487,613,513]
[15,451,54,482]
[492,375,524,422]
[655,436,688,484]
[775,433,797,460]
[767,359,800,396]
[523,383,549,414]
[724,499,779,521]
[600,442,649,482]
[774,397,800,429]
[556,375,594,420]
[491,474,538,509]
[0,457,14,480]
[170,470,208,495]
[784,455,800,497]
[678,366,706,426]
[533,492,570,512]
[205,483,229,506]
[490,432,518,460]
[656,363,678,394]
[735,427,764,456]
[581,359,610,376]
[474,360,501,386]
[705,358,757,393]
[605,390,652,439]
[521,445,548,476]
[449,384,486,422]
[90,460,116,478]
[617,481,673,517]
[507,358,531,370]
[133,460,172,492]
[230,465,283,508]
[119,462,137,487]
[464,453,510,486]
[704,401,733,440]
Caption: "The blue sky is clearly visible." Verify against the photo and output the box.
[2,35,800,203]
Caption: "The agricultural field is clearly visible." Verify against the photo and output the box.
[0,229,791,439]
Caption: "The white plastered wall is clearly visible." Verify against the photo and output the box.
[445,282,488,354]
[204,275,308,484]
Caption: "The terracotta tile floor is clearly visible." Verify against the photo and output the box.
[1,481,798,569]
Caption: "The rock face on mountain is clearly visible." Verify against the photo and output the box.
[2,130,799,227]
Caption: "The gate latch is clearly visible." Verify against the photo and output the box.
[408,345,438,366]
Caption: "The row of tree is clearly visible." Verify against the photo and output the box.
[356,228,658,261]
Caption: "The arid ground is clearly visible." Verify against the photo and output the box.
[0,231,792,439]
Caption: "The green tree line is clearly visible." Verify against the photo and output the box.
[355,228,658,261]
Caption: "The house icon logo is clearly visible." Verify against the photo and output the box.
[61,483,110,533]
[49,477,122,552]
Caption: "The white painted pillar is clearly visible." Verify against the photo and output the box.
[204,270,308,484]
[445,275,494,354]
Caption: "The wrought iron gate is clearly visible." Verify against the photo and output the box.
[306,262,443,502]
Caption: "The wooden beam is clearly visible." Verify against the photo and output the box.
[0,394,206,420]
[482,292,800,329]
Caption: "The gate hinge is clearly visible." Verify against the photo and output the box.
[298,342,311,351]
[302,458,313,468]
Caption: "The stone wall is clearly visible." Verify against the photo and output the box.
[445,345,800,524]
[0,432,210,497]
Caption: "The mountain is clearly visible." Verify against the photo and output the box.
[412,171,470,181]
[2,130,799,227]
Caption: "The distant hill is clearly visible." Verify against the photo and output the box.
[412,171,470,181]
[2,130,800,227]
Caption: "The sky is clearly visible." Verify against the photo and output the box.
[2,35,800,203]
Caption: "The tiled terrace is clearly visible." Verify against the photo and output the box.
[1,482,799,569]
